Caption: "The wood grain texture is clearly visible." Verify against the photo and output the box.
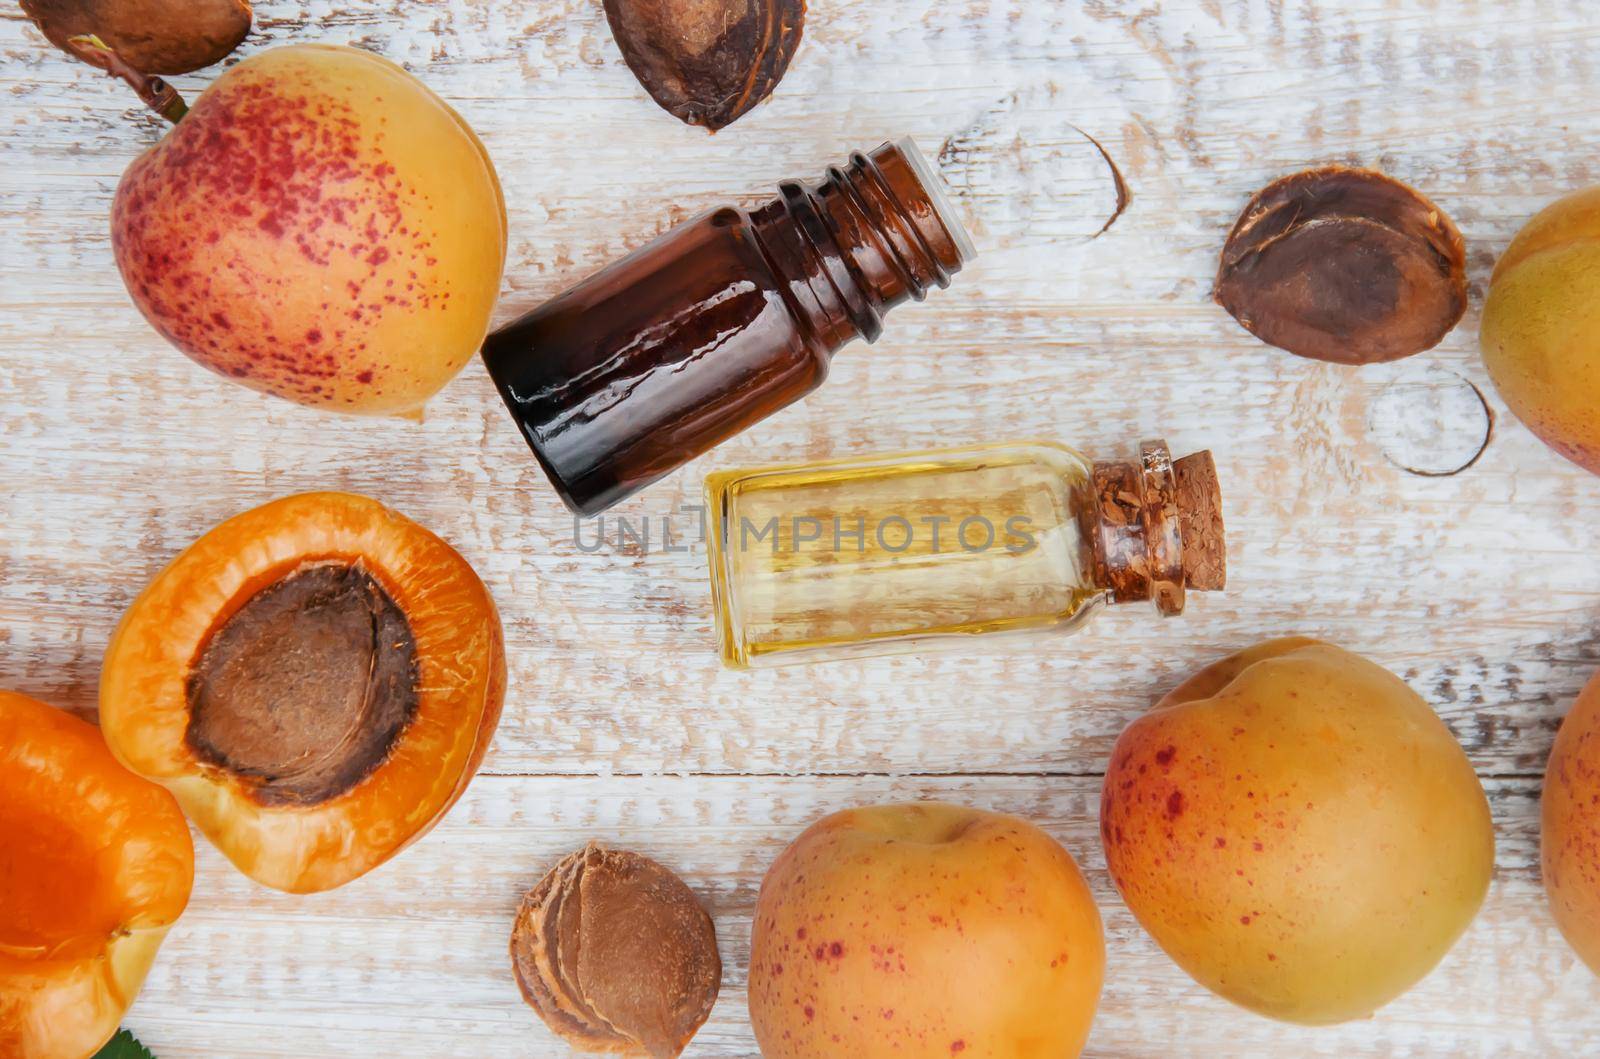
[125,776,1594,1057]
[1,0,1598,1054]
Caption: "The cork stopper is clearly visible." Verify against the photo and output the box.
[1089,440,1227,616]
[1174,450,1226,591]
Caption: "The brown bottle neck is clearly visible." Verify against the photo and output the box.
[749,139,972,353]
[1086,442,1227,616]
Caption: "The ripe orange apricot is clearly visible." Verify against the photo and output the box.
[1543,669,1600,974]
[749,802,1104,1059]
[1480,186,1600,474]
[0,690,193,1059]
[100,492,505,893]
[1101,639,1493,1024]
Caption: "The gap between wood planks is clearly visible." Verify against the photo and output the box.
[478,767,1549,780]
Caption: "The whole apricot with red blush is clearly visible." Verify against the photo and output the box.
[1543,669,1600,975]
[1100,638,1493,1024]
[100,492,505,893]
[0,690,193,1058]
[111,44,506,415]
[748,802,1104,1059]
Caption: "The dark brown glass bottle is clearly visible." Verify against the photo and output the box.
[481,138,975,516]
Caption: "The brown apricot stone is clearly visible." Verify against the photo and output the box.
[512,844,721,1057]
[22,0,251,75]
[186,563,420,808]
[603,0,805,130]
[1215,166,1467,365]
[100,492,506,893]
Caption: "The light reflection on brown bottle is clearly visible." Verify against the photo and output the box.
[482,138,975,516]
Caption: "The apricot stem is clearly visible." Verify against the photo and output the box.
[66,34,188,123]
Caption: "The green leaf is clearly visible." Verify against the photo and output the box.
[93,1029,156,1059]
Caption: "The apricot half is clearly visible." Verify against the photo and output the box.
[1480,186,1600,474]
[1543,669,1600,975]
[749,802,1105,1059]
[1101,639,1494,1024]
[100,492,505,893]
[0,690,193,1059]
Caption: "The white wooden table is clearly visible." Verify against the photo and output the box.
[4,1,1600,1055]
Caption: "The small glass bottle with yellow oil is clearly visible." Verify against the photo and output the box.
[704,439,1225,668]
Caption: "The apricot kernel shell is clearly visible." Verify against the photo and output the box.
[22,0,251,76]
[602,0,805,130]
[511,844,721,1057]
[1215,166,1467,365]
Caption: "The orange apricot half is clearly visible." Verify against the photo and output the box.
[0,690,194,1059]
[100,492,506,894]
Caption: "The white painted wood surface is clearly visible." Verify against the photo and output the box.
[3,0,1599,1054]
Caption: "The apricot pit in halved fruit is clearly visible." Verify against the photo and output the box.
[0,690,193,1059]
[100,492,506,893]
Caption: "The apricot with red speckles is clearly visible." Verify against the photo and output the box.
[111,44,506,415]
[1100,638,1493,1024]
[748,802,1104,1059]
[1543,669,1600,975]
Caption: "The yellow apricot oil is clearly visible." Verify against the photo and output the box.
[704,440,1226,668]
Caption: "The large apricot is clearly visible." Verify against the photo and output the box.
[749,802,1104,1059]
[1543,669,1600,975]
[111,45,507,415]
[0,690,193,1059]
[1480,186,1600,474]
[1100,638,1493,1024]
[100,492,505,893]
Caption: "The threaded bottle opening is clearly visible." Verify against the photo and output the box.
[889,137,978,267]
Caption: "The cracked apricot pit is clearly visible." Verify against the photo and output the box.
[0,690,193,1059]
[511,844,722,1057]
[22,0,251,75]
[99,492,506,893]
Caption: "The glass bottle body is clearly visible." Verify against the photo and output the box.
[482,139,973,516]
[483,209,831,515]
[706,442,1108,668]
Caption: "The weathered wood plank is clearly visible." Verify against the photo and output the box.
[123,775,1592,1058]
